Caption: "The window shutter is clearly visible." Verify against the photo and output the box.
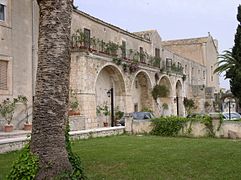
[0,60,7,90]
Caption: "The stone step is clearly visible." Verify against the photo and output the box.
[0,130,31,140]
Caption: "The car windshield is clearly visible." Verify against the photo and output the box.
[132,112,154,120]
[223,112,241,119]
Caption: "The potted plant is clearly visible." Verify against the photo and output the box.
[128,49,134,59]
[114,106,124,126]
[128,62,139,73]
[102,104,110,127]
[17,95,32,131]
[68,90,80,116]
[122,63,128,72]
[96,103,110,127]
[0,98,18,132]
[90,37,97,52]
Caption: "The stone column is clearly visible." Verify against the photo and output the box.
[77,93,97,129]
[125,113,133,134]
[125,94,133,113]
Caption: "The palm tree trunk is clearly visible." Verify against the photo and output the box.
[31,0,73,178]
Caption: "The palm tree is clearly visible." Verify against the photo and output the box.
[214,50,239,78]
[30,0,73,178]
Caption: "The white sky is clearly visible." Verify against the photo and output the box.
[74,0,241,90]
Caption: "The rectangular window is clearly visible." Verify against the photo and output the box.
[0,4,5,21]
[177,62,182,69]
[134,103,138,112]
[121,40,126,58]
[185,65,188,74]
[166,58,172,68]
[155,48,160,58]
[140,47,144,62]
[211,66,213,81]
[0,60,7,90]
[84,28,90,49]
[191,67,194,76]
[135,80,138,89]
[203,71,206,79]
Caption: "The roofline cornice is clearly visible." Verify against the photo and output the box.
[73,9,151,43]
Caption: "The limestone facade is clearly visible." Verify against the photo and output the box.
[0,0,39,130]
[0,2,219,130]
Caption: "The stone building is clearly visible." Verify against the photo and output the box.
[0,1,219,130]
[0,0,39,130]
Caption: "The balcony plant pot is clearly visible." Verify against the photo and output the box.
[103,122,108,127]
[68,110,80,116]
[4,124,13,132]
[89,48,97,53]
[24,123,32,131]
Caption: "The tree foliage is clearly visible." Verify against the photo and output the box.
[230,5,241,106]
[215,5,241,105]
[214,50,238,76]
[183,97,196,115]
[151,85,169,101]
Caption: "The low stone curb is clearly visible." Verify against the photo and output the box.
[0,126,125,153]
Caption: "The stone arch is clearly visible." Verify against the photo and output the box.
[157,75,172,116]
[95,64,126,127]
[158,75,172,95]
[131,70,153,112]
[222,93,237,113]
[175,80,183,116]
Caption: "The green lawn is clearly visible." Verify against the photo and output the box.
[1,136,241,179]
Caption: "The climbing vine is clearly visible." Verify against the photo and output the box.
[7,144,39,179]
[7,121,86,179]
[151,115,220,138]
[65,122,86,179]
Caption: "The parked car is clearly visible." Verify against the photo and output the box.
[222,112,241,121]
[119,112,155,126]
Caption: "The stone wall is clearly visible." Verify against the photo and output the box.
[125,114,241,138]
[70,126,124,140]
[0,127,125,153]
[69,115,86,131]
[0,3,219,131]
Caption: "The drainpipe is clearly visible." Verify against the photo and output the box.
[31,0,35,101]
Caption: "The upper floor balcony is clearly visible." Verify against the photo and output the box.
[71,29,184,76]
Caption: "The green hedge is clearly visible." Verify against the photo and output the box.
[150,116,188,136]
[150,115,215,137]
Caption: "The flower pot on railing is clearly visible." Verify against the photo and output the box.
[103,122,108,127]
[4,124,13,132]
[24,123,32,131]
[68,110,81,116]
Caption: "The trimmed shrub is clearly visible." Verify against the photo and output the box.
[151,116,188,136]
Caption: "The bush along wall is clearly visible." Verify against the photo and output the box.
[150,116,188,136]
[150,115,218,137]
